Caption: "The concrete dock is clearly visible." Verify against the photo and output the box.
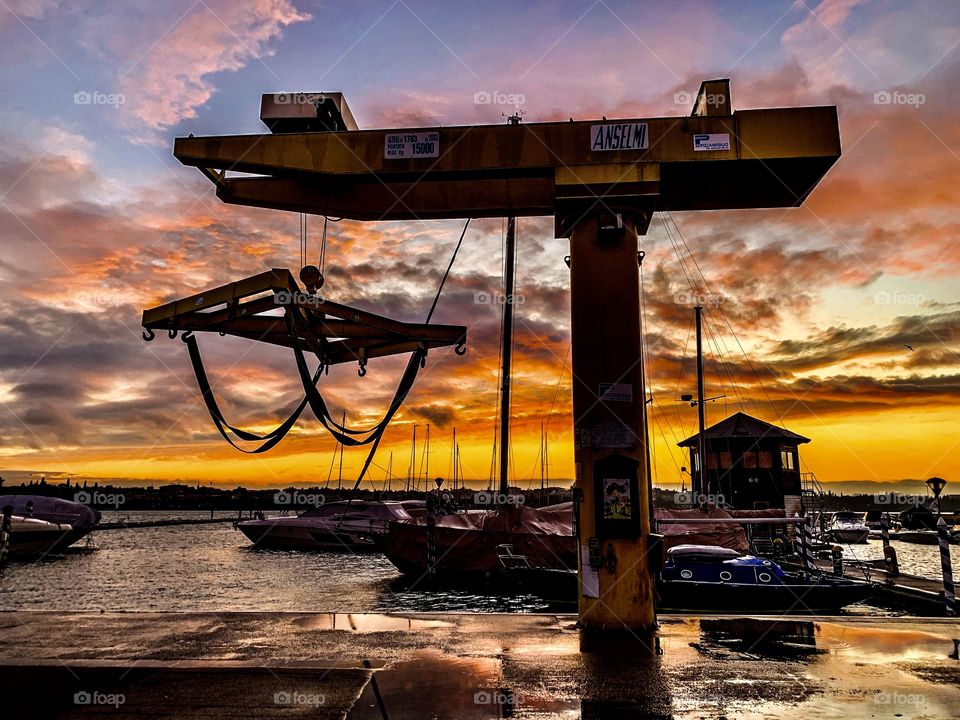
[1,612,957,718]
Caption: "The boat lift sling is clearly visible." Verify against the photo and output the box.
[143,81,841,631]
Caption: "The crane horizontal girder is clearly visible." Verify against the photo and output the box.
[174,103,840,233]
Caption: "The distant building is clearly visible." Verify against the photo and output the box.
[678,412,810,515]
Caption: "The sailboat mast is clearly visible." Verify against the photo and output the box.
[499,215,517,495]
[410,425,417,492]
[337,409,346,492]
[695,305,707,497]
[452,427,457,491]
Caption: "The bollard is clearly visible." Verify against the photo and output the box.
[884,544,900,576]
[937,516,956,615]
[802,514,817,574]
[881,513,891,549]
[831,545,843,576]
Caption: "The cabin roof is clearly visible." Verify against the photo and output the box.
[678,412,810,447]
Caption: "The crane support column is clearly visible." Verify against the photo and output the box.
[569,214,654,632]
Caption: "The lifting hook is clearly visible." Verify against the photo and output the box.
[142,328,156,342]
[180,330,194,343]
[168,329,178,339]
[357,347,368,377]
[358,363,367,377]
[454,342,467,356]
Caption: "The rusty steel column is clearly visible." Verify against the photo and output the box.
[569,215,655,632]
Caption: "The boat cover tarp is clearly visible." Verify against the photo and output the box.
[656,506,753,554]
[384,503,576,574]
[0,495,100,527]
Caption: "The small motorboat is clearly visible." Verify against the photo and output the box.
[825,511,869,544]
[657,544,873,613]
[896,529,960,545]
[236,500,423,551]
[0,515,82,560]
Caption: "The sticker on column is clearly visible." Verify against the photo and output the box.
[581,546,600,598]
[599,382,633,402]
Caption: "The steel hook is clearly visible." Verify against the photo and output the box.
[142,328,156,342]
[358,363,367,377]
[168,329,178,340]
[454,342,467,356]
[181,331,194,343]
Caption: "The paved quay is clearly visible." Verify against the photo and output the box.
[0,612,958,719]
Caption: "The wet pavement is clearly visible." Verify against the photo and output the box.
[0,612,958,718]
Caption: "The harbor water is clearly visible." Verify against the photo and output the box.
[1,511,956,614]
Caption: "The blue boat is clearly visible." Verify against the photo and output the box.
[657,545,873,613]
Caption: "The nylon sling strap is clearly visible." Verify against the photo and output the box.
[184,331,320,454]
[285,308,425,448]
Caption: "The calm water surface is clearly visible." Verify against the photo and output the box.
[0,511,955,613]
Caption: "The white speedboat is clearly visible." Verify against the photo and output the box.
[236,500,424,551]
[825,511,869,544]
[1,515,80,560]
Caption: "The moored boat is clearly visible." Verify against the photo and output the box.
[657,544,873,612]
[236,500,423,551]
[825,511,869,544]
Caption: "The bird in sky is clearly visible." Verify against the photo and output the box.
[905,344,915,352]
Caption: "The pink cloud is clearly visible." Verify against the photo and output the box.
[117,0,309,130]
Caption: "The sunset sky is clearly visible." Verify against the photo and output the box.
[0,0,958,492]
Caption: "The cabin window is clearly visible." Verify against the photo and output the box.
[719,452,732,468]
[742,451,757,469]
[692,451,700,473]
[780,449,797,471]
[707,453,718,470]
[758,451,772,469]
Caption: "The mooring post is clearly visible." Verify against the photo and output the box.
[569,215,654,632]
[937,516,956,615]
